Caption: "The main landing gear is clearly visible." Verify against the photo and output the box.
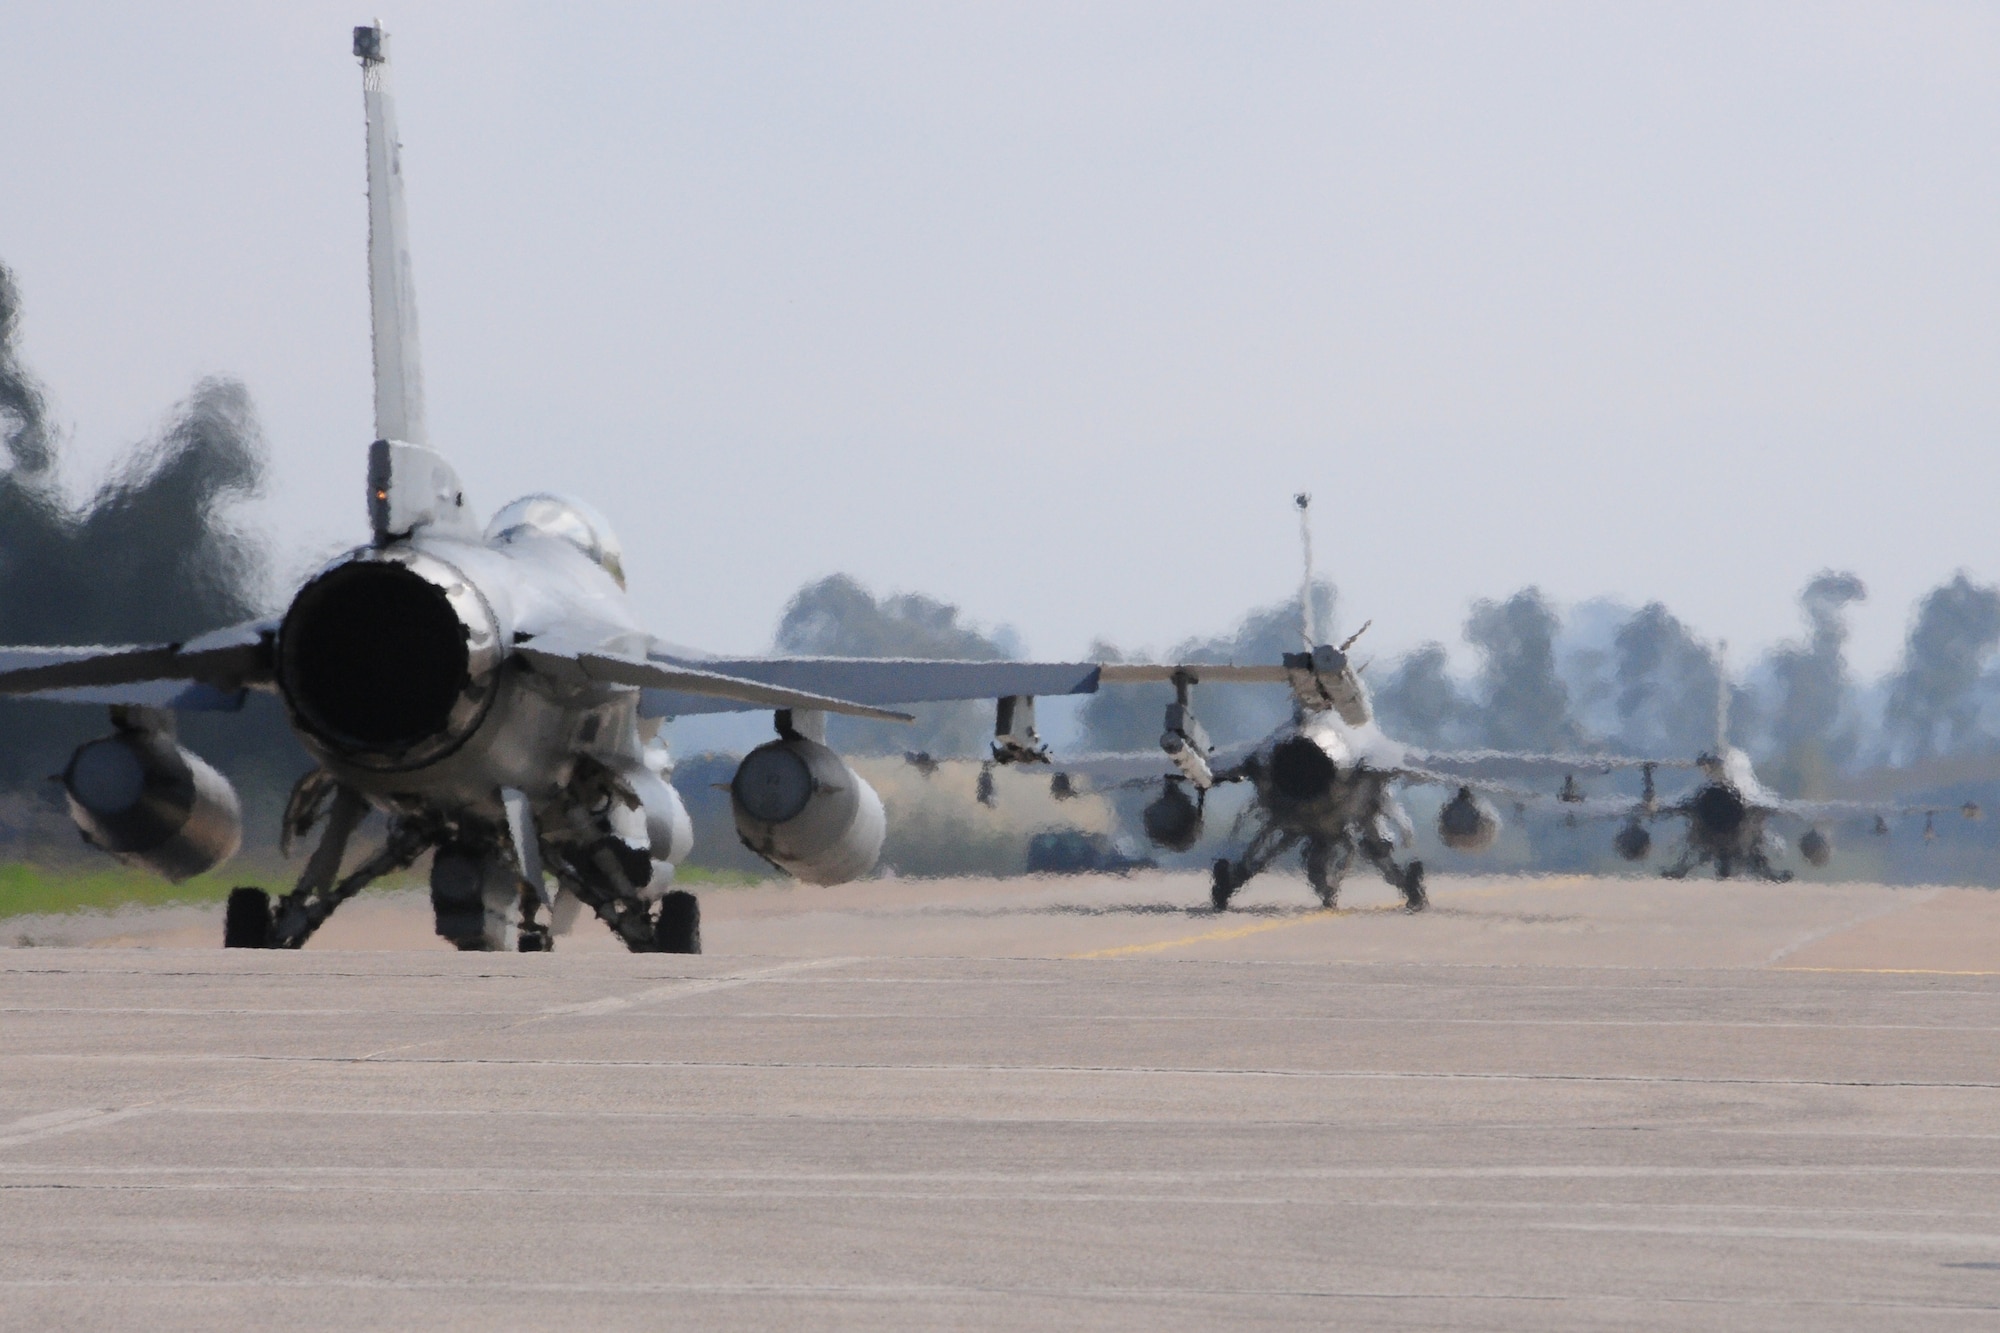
[1210,829,1426,913]
[222,776,703,954]
[1211,824,1301,911]
[543,835,701,954]
[223,784,429,950]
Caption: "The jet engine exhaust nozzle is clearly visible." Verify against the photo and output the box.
[1691,784,1747,837]
[1269,735,1338,804]
[278,550,502,770]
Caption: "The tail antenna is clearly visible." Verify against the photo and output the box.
[1714,639,1730,753]
[1294,492,1315,649]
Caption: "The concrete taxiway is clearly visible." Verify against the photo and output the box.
[2,870,1998,1329]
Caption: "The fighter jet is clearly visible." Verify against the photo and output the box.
[1561,646,1976,880]
[1054,495,1565,913]
[0,27,1258,954]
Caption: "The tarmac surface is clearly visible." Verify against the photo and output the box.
[3,869,1999,1329]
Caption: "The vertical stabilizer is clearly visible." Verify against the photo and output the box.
[355,25,426,446]
[1714,640,1731,753]
[1294,492,1315,649]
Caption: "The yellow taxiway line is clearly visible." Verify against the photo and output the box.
[1774,966,2000,977]
[1068,906,1373,960]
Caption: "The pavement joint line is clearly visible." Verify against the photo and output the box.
[1765,888,1940,966]
[0,1277,1988,1311]
[45,1051,1991,1089]
[321,957,865,1067]
[1536,1221,2000,1247]
[0,1107,151,1149]
[14,1184,2000,1213]
[6,1163,2000,1180]
[533,956,860,1018]
[67,1108,2000,1136]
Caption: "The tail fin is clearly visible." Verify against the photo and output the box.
[356,25,426,446]
[1294,492,1315,649]
[1713,639,1730,753]
[354,27,470,544]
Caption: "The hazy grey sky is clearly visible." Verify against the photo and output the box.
[3,2,1996,675]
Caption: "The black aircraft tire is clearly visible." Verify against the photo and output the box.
[224,888,274,949]
[654,889,702,954]
[1305,843,1341,909]
[1401,862,1428,913]
[1210,860,1236,912]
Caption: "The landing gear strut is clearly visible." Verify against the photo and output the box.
[1211,825,1425,913]
[1304,837,1352,908]
[547,837,702,954]
[1210,825,1301,911]
[224,785,431,949]
[1359,830,1426,912]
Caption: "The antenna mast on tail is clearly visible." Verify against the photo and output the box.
[355,24,426,446]
[1295,492,1315,649]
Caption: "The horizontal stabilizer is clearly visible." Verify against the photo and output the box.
[0,619,275,704]
[28,680,249,711]
[1391,766,1559,803]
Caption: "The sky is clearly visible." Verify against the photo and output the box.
[3,2,1997,676]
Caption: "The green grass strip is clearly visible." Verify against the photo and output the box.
[0,863,253,919]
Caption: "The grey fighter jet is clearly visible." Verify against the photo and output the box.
[1056,496,1560,913]
[0,27,1241,955]
[1563,650,1976,880]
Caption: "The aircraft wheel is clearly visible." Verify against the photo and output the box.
[223,888,274,949]
[653,889,702,954]
[1400,862,1428,913]
[1305,843,1343,909]
[1210,860,1236,912]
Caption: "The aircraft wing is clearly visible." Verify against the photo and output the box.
[1043,741,1265,788]
[1388,765,1574,803]
[1040,750,1565,803]
[0,618,276,710]
[638,653,1106,717]
[1545,795,1661,822]
[1094,662,1290,684]
[514,642,918,723]
[1759,795,1981,824]
[1405,747,1700,776]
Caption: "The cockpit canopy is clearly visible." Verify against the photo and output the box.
[484,493,626,589]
